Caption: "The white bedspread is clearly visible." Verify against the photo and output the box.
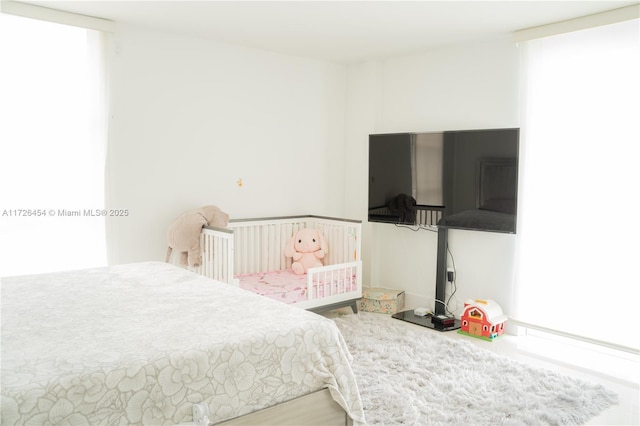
[1,262,365,425]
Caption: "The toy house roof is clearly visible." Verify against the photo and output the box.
[463,299,508,325]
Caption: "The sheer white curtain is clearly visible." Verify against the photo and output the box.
[514,18,640,351]
[0,11,110,277]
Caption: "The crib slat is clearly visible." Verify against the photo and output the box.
[245,227,251,273]
[249,226,255,273]
[213,236,219,279]
[245,226,251,273]
[238,227,244,274]
[234,227,241,274]
[273,225,280,271]
[251,226,257,273]
[260,225,267,273]
[266,225,272,272]
[283,223,292,270]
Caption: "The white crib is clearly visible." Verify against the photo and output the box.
[197,215,362,313]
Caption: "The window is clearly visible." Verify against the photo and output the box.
[0,8,111,277]
[514,16,639,351]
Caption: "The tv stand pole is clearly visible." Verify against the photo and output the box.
[434,226,448,317]
[392,226,461,331]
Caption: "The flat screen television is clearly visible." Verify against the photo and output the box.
[368,128,519,233]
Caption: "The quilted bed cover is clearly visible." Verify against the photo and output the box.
[1,262,365,425]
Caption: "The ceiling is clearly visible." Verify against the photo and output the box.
[21,1,639,63]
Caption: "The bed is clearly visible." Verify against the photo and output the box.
[197,215,363,313]
[0,261,366,425]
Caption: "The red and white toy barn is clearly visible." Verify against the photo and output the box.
[458,299,507,341]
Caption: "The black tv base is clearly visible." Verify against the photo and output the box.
[392,310,461,332]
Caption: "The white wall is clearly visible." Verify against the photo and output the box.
[106,25,348,264]
[344,61,384,287]
[346,38,521,316]
[106,24,522,318]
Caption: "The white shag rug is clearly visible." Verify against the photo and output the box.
[332,312,618,426]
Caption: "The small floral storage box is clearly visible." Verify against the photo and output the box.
[359,287,405,314]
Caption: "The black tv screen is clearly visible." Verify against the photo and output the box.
[368,128,519,233]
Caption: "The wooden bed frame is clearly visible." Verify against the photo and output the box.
[197,215,362,313]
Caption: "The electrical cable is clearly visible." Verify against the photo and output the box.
[393,223,438,233]
[445,243,458,316]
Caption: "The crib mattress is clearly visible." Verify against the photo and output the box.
[0,262,365,425]
[237,268,358,305]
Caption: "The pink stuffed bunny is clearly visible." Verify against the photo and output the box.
[284,228,328,275]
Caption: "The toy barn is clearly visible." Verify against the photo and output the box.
[458,299,507,341]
